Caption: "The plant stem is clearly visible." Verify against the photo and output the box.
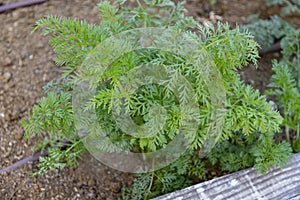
[286,125,290,143]
[296,35,300,89]
[148,159,155,193]
[297,124,299,139]
[284,103,290,143]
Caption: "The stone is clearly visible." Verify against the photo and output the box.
[0,72,12,83]
[3,57,13,66]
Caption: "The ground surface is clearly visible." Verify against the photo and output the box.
[0,0,289,199]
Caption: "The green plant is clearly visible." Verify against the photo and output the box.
[210,0,218,6]
[120,150,207,200]
[243,0,300,152]
[265,30,300,151]
[242,15,293,50]
[265,0,300,16]
[23,0,292,199]
[242,0,299,51]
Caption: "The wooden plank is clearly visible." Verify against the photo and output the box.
[153,153,300,200]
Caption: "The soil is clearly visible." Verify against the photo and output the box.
[0,0,296,199]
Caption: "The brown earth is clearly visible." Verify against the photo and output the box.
[0,0,292,199]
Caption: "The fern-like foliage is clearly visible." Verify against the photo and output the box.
[23,0,294,199]
[208,130,292,173]
[242,15,293,50]
[280,28,300,86]
[265,0,300,16]
[121,150,207,199]
[22,88,86,174]
[33,16,108,76]
[266,61,300,147]
[243,0,300,154]
[250,132,292,173]
[263,18,300,151]
[243,0,299,50]
[23,91,74,140]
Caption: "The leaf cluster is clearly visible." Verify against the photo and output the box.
[242,0,300,50]
[208,131,292,173]
[22,84,86,174]
[244,0,300,152]
[121,150,207,200]
[265,0,300,16]
[242,15,293,50]
[23,0,294,199]
[265,31,300,151]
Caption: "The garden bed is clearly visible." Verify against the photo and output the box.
[1,0,299,199]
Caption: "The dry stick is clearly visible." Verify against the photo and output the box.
[0,0,48,13]
[0,151,47,174]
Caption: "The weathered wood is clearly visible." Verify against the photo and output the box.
[153,153,300,200]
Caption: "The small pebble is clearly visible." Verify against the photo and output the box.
[73,187,78,192]
[0,72,12,83]
[3,57,13,66]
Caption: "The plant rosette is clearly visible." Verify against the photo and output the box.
[73,27,226,173]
